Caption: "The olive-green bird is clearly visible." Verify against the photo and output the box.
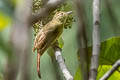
[33,11,72,78]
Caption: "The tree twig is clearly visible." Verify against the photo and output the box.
[55,47,73,80]
[100,59,120,80]
[73,0,89,80]
[89,0,101,80]
[29,0,65,25]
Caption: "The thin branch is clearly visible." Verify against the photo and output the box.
[29,0,65,25]
[73,0,89,80]
[55,47,73,80]
[89,0,101,80]
[100,60,120,80]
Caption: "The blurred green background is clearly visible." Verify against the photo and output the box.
[0,0,120,80]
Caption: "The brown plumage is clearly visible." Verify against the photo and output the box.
[33,11,72,78]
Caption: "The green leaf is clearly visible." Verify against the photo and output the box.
[97,65,120,80]
[58,37,64,49]
[99,37,120,65]
[88,36,120,65]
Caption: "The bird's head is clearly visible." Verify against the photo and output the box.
[53,11,72,21]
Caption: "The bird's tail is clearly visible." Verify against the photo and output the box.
[37,52,41,78]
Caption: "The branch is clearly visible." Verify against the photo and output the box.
[89,0,101,80]
[55,47,73,80]
[29,0,65,25]
[100,60,120,80]
[73,0,89,80]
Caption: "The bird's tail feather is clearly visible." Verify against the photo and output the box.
[37,52,41,78]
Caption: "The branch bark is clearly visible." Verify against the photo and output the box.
[29,0,65,25]
[55,47,73,80]
[100,60,120,80]
[89,0,101,80]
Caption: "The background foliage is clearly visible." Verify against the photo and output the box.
[0,0,120,80]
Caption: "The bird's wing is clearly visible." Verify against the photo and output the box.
[33,26,56,51]
[33,21,62,52]
[33,29,47,52]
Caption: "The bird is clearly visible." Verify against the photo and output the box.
[33,11,72,78]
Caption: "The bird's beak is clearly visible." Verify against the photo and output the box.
[66,11,73,15]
